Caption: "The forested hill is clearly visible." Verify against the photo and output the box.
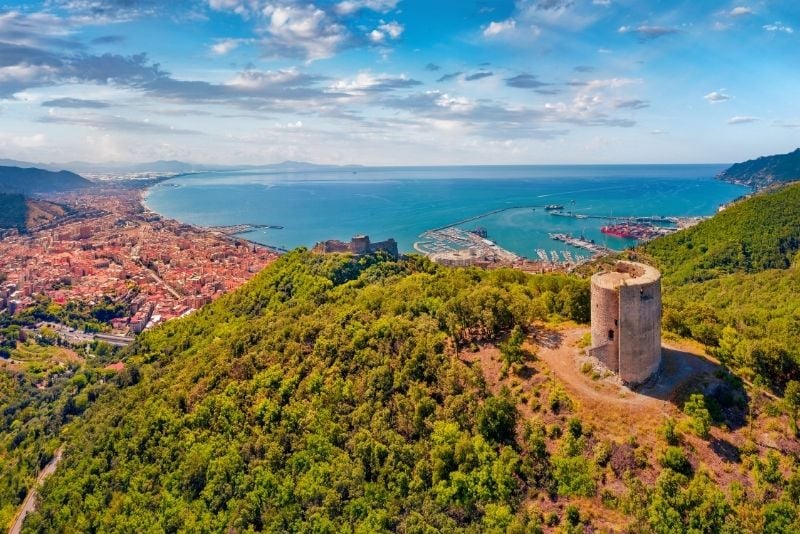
[0,193,27,231]
[0,166,92,195]
[24,252,590,532]
[0,193,67,232]
[717,148,800,189]
[642,182,800,284]
[641,183,800,391]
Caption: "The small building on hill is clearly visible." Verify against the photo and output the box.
[589,261,662,385]
[313,235,398,258]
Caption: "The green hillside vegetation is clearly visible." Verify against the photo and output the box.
[15,252,592,532]
[0,166,92,195]
[642,183,800,391]
[0,193,27,231]
[0,344,126,528]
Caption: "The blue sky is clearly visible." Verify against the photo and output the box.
[0,0,798,165]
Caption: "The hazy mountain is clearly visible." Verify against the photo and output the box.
[0,166,93,194]
[0,158,357,175]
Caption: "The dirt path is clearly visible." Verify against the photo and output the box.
[463,325,726,445]
[8,447,63,534]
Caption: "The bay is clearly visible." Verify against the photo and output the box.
[143,164,749,259]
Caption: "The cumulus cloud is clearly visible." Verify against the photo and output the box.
[334,0,399,15]
[704,90,731,103]
[329,72,421,95]
[618,24,678,40]
[209,38,251,56]
[483,19,517,37]
[729,6,753,17]
[763,22,793,34]
[368,20,404,43]
[727,116,758,124]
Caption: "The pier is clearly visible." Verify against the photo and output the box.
[549,233,612,256]
[207,223,283,235]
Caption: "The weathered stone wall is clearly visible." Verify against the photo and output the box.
[618,276,662,385]
[590,283,620,372]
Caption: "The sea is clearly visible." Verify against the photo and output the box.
[142,165,750,259]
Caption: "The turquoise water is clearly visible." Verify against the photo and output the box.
[143,165,749,258]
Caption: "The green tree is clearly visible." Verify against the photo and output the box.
[785,380,800,435]
[683,394,712,439]
[477,389,518,445]
[500,325,525,368]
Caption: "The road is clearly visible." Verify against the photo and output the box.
[8,447,63,534]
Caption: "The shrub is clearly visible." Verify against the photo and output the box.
[660,446,692,476]
[683,394,712,439]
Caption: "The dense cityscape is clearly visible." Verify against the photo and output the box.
[0,189,277,337]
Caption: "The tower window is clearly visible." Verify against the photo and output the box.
[608,329,614,340]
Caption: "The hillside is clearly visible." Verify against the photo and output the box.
[0,194,27,231]
[0,194,68,232]
[15,247,800,532]
[642,182,800,283]
[641,183,800,391]
[717,148,800,189]
[0,166,92,195]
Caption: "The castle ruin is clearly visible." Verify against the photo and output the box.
[589,261,662,385]
[312,235,398,258]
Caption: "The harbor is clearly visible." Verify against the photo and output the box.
[413,202,703,270]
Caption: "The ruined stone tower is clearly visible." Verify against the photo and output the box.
[590,261,662,385]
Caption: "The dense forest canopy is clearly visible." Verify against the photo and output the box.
[0,193,27,231]
[641,183,800,392]
[20,252,591,532]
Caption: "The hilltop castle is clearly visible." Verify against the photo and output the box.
[312,235,398,258]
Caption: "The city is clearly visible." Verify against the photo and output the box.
[0,188,277,338]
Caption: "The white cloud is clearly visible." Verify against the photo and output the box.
[369,20,404,42]
[225,68,305,89]
[763,22,794,34]
[704,90,732,103]
[483,19,517,37]
[334,0,399,15]
[209,38,250,56]
[592,0,611,5]
[729,6,753,17]
[727,116,758,125]
[262,4,349,60]
[329,72,419,95]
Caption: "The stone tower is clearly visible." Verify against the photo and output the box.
[590,261,662,385]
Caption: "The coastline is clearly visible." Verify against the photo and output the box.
[141,167,750,262]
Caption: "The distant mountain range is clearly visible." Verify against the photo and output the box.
[717,148,800,189]
[0,158,357,175]
[0,166,93,195]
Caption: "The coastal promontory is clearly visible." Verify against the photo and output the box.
[717,148,800,189]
